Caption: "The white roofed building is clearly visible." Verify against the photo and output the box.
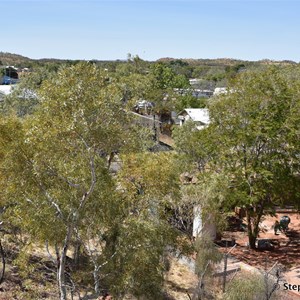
[213,87,227,96]
[177,108,210,130]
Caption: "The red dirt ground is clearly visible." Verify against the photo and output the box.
[221,212,300,298]
[222,213,300,269]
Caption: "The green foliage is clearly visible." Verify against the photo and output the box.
[142,63,191,115]
[0,63,188,299]
[20,67,53,89]
[167,59,193,78]
[97,151,185,298]
[0,67,56,117]
[175,94,207,112]
[225,63,246,80]
[5,62,148,243]
[192,66,210,78]
[205,67,226,82]
[2,91,39,117]
[13,245,35,279]
[104,215,173,299]
[207,66,300,207]
[194,234,222,276]
[118,152,180,200]
[115,73,153,109]
[150,62,190,90]
[114,55,150,76]
[224,271,281,300]
[225,272,264,300]
[174,66,300,248]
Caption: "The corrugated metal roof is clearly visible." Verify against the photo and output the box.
[179,108,210,124]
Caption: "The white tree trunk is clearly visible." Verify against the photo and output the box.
[93,265,100,295]
[58,225,73,300]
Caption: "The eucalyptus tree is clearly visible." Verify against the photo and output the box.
[1,62,186,299]
[103,151,183,299]
[1,62,151,299]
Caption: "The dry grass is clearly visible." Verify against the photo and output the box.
[164,257,198,300]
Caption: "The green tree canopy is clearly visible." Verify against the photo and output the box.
[145,62,190,115]
[1,62,186,299]
[174,66,300,248]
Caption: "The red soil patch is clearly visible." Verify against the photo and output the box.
[222,213,300,270]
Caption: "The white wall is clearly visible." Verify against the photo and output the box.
[193,205,216,239]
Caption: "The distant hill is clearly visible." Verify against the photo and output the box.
[257,59,297,65]
[0,52,127,70]
[0,52,84,68]
[157,57,246,66]
[1,52,298,68]
[0,51,298,90]
[157,57,297,67]
[0,52,33,66]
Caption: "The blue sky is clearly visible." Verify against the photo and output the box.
[1,0,300,62]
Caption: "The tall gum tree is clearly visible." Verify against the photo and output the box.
[105,151,183,298]
[174,66,300,249]
[1,63,187,299]
[1,63,152,299]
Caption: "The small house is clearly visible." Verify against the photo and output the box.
[177,108,210,129]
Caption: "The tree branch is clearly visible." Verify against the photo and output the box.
[39,183,64,220]
[79,154,96,211]
[45,240,56,264]
[47,167,81,189]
